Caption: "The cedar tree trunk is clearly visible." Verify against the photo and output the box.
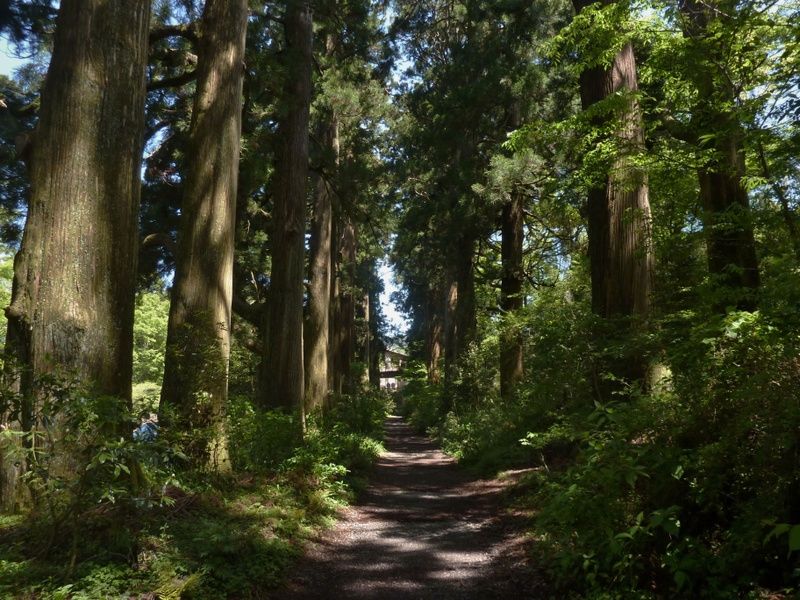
[425,287,444,385]
[500,192,525,400]
[443,235,476,409]
[160,0,247,470]
[332,219,356,394]
[368,284,381,386]
[361,290,371,385]
[573,0,654,395]
[1,0,151,510]
[680,0,760,310]
[262,0,313,419]
[305,118,338,413]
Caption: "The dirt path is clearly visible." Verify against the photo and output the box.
[277,416,545,599]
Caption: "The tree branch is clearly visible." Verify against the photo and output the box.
[232,292,265,328]
[141,232,176,256]
[149,23,199,46]
[148,70,197,91]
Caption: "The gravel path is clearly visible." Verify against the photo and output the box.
[277,415,545,599]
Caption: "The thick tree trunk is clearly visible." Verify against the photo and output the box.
[332,219,356,394]
[500,193,524,400]
[681,0,760,311]
[756,141,800,260]
[361,290,371,385]
[573,0,654,395]
[262,0,313,419]
[160,0,247,470]
[425,288,443,385]
[454,236,477,358]
[698,156,760,310]
[443,235,476,409]
[305,118,338,414]
[329,214,340,395]
[368,285,381,387]
[1,0,151,511]
[442,275,458,397]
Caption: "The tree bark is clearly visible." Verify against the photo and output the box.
[368,284,381,387]
[425,286,443,385]
[159,0,247,470]
[361,290,371,385]
[573,0,654,395]
[1,0,151,511]
[305,118,338,414]
[680,0,760,310]
[443,235,476,409]
[442,273,458,405]
[454,236,477,360]
[500,192,524,400]
[262,0,313,420]
[756,140,800,260]
[332,219,356,394]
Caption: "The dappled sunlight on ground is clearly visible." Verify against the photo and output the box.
[277,416,544,599]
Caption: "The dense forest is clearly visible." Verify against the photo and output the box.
[0,0,799,597]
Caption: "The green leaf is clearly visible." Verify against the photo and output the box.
[788,525,800,553]
[764,523,791,544]
[674,570,689,590]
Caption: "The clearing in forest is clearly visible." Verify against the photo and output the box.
[278,416,544,599]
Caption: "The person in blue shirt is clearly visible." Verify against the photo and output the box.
[133,411,159,442]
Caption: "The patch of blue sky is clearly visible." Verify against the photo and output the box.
[378,257,408,335]
[0,36,27,77]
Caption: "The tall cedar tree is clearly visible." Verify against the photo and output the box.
[160,0,248,469]
[573,0,654,394]
[1,0,151,510]
[500,191,525,399]
[332,218,357,394]
[425,285,444,384]
[304,31,338,413]
[499,99,525,400]
[262,0,313,418]
[680,0,760,310]
[305,113,338,412]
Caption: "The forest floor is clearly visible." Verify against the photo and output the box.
[276,415,547,599]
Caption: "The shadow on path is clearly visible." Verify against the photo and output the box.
[277,416,544,599]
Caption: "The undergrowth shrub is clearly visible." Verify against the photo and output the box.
[401,282,593,473]
[398,270,800,597]
[324,388,394,439]
[0,386,390,599]
[527,309,800,599]
[399,362,442,432]
[227,398,298,471]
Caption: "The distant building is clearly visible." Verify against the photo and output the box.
[380,348,408,391]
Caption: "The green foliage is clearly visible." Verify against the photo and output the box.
[401,275,594,473]
[323,388,394,440]
[0,254,12,349]
[398,266,800,597]
[227,399,299,472]
[530,309,800,597]
[1,374,181,516]
[1,387,388,599]
[398,362,443,433]
[132,291,170,386]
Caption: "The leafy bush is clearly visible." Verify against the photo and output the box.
[324,388,394,439]
[227,398,299,472]
[132,291,170,385]
[396,267,800,598]
[399,362,443,432]
[1,387,389,599]
[524,308,800,598]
